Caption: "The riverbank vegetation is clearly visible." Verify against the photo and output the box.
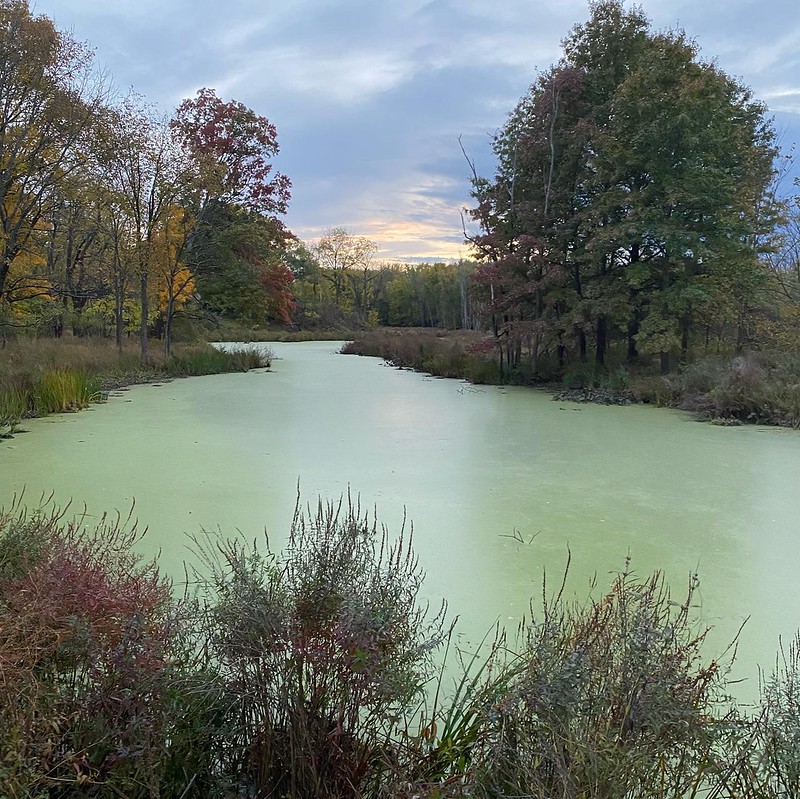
[0,337,269,436]
[2,0,799,430]
[1,496,800,798]
[341,329,800,427]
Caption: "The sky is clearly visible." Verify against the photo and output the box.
[33,0,800,262]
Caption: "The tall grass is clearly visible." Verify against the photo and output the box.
[0,338,269,434]
[342,329,498,384]
[166,345,270,376]
[32,368,101,414]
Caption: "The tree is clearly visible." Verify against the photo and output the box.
[172,88,293,329]
[467,0,777,378]
[100,98,185,362]
[151,205,194,357]
[171,88,290,220]
[187,201,295,326]
[315,228,378,311]
[0,0,105,304]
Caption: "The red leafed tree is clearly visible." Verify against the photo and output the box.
[259,261,296,326]
[171,88,291,217]
[172,89,297,325]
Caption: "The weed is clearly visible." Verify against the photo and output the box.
[191,495,447,799]
[32,368,102,414]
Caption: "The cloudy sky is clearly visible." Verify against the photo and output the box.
[34,0,800,261]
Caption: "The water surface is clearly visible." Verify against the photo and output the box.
[2,341,799,702]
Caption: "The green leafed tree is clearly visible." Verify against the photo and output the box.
[468,0,779,378]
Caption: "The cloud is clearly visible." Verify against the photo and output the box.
[29,0,800,260]
[762,88,800,114]
[290,168,472,261]
[218,46,418,106]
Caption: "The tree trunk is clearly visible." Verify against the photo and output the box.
[165,295,175,359]
[627,318,639,364]
[680,315,690,364]
[660,350,670,375]
[140,271,149,364]
[595,316,606,368]
[578,328,587,362]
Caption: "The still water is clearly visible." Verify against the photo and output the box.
[2,341,800,701]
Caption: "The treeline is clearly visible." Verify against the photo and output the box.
[3,496,800,798]
[0,1,294,358]
[288,231,479,330]
[4,0,800,379]
[466,0,800,379]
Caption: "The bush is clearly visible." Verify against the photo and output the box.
[470,563,731,799]
[0,501,209,799]
[192,496,447,799]
[5,495,800,797]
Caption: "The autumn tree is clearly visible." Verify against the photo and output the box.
[0,0,105,306]
[44,167,112,334]
[151,205,195,357]
[315,227,378,321]
[171,88,293,326]
[99,98,185,362]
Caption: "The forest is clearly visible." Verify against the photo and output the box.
[1,0,796,385]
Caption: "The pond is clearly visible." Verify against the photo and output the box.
[2,340,799,703]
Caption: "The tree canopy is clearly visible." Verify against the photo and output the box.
[468,0,779,376]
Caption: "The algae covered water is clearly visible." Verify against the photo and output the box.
[2,340,800,702]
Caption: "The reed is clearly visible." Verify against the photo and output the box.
[32,368,102,414]
[165,345,270,376]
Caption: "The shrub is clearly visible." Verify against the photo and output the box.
[470,562,731,799]
[0,501,210,799]
[192,496,447,799]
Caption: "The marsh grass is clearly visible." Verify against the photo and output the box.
[342,329,497,384]
[32,368,102,414]
[0,337,269,433]
[166,345,270,376]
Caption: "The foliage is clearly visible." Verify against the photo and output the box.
[171,87,291,218]
[467,0,780,379]
[188,200,296,327]
[5,494,800,796]
[192,496,447,798]
[470,564,730,798]
[0,0,105,303]
[0,500,207,799]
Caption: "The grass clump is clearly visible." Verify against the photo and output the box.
[0,338,270,435]
[165,345,271,377]
[32,368,102,414]
[468,563,728,799]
